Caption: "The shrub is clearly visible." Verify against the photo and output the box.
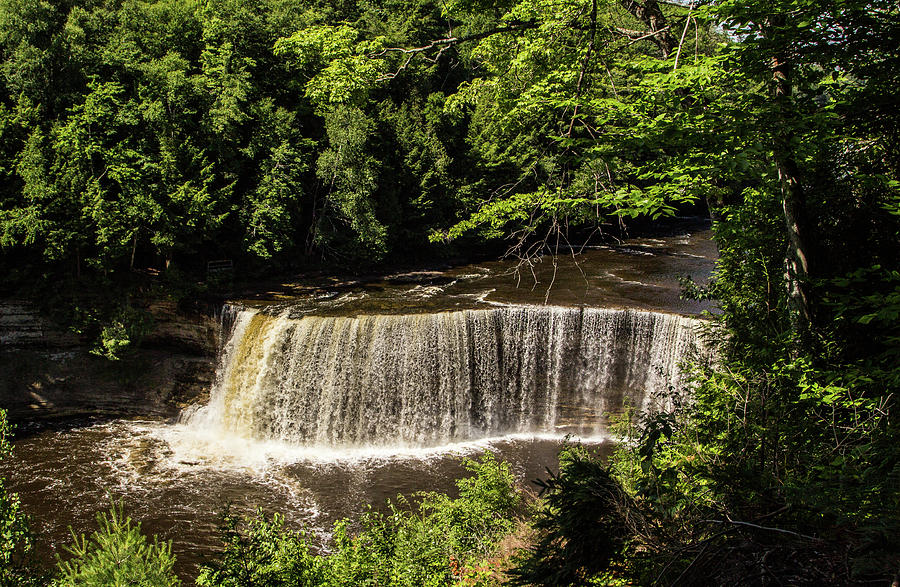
[507,445,634,586]
[0,409,40,587]
[54,504,179,587]
[196,509,325,587]
[198,453,521,586]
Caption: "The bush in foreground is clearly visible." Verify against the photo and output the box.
[0,409,42,587]
[198,452,521,586]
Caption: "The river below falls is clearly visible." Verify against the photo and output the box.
[1,218,714,581]
[3,422,612,580]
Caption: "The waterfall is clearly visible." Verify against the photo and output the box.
[183,306,702,448]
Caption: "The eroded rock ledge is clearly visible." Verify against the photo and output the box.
[0,299,220,425]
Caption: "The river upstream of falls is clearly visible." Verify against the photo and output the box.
[2,222,716,581]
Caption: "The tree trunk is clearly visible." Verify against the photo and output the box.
[771,52,813,338]
[130,230,138,271]
[776,146,812,333]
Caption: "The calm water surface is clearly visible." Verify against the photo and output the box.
[238,220,717,317]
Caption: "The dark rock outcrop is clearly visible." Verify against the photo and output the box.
[0,299,219,425]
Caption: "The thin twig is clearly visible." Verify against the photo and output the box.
[673,2,695,71]
[703,519,821,542]
[614,25,672,44]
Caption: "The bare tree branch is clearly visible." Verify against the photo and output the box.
[614,26,673,43]
[618,0,678,57]
[703,519,822,542]
[368,20,539,81]
[673,2,696,70]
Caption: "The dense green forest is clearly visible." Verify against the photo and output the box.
[0,0,719,285]
[1,0,899,584]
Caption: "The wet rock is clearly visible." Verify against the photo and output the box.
[142,300,219,355]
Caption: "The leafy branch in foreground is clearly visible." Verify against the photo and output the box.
[0,409,40,587]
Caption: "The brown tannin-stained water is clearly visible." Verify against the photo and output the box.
[1,221,715,582]
[7,421,606,580]
[237,222,717,317]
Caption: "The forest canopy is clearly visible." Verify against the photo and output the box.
[0,0,724,283]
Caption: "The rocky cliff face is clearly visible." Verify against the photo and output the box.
[0,299,219,424]
[0,301,81,349]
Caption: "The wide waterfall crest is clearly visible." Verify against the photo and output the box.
[183,306,702,448]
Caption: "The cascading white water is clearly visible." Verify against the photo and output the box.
[184,305,702,448]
